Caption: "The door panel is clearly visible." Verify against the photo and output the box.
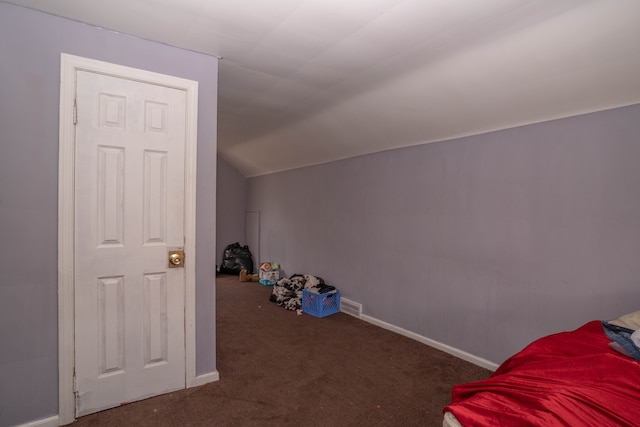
[74,70,187,416]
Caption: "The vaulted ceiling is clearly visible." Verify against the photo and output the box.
[7,0,640,176]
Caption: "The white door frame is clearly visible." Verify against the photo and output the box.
[58,53,199,425]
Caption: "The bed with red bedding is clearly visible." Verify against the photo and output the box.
[443,317,640,427]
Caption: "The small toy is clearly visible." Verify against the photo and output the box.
[239,269,259,282]
[260,262,272,271]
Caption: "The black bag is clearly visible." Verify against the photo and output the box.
[219,242,254,275]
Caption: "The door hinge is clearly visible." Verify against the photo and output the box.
[73,98,78,125]
[73,369,81,408]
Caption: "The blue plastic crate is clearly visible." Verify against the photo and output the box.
[302,289,340,318]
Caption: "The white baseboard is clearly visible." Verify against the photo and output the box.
[14,415,59,427]
[360,314,499,371]
[191,370,220,387]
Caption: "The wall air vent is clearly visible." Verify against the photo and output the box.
[340,297,362,319]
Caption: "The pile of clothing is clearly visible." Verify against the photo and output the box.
[602,310,640,360]
[269,274,335,311]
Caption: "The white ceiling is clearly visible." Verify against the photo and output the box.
[7,0,640,176]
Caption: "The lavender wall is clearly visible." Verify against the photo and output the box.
[0,4,218,425]
[216,156,248,266]
[248,103,640,365]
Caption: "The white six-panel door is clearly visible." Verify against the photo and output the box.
[74,70,187,416]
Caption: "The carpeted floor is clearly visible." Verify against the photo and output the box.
[66,274,490,426]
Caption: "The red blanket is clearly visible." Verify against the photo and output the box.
[444,321,640,426]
